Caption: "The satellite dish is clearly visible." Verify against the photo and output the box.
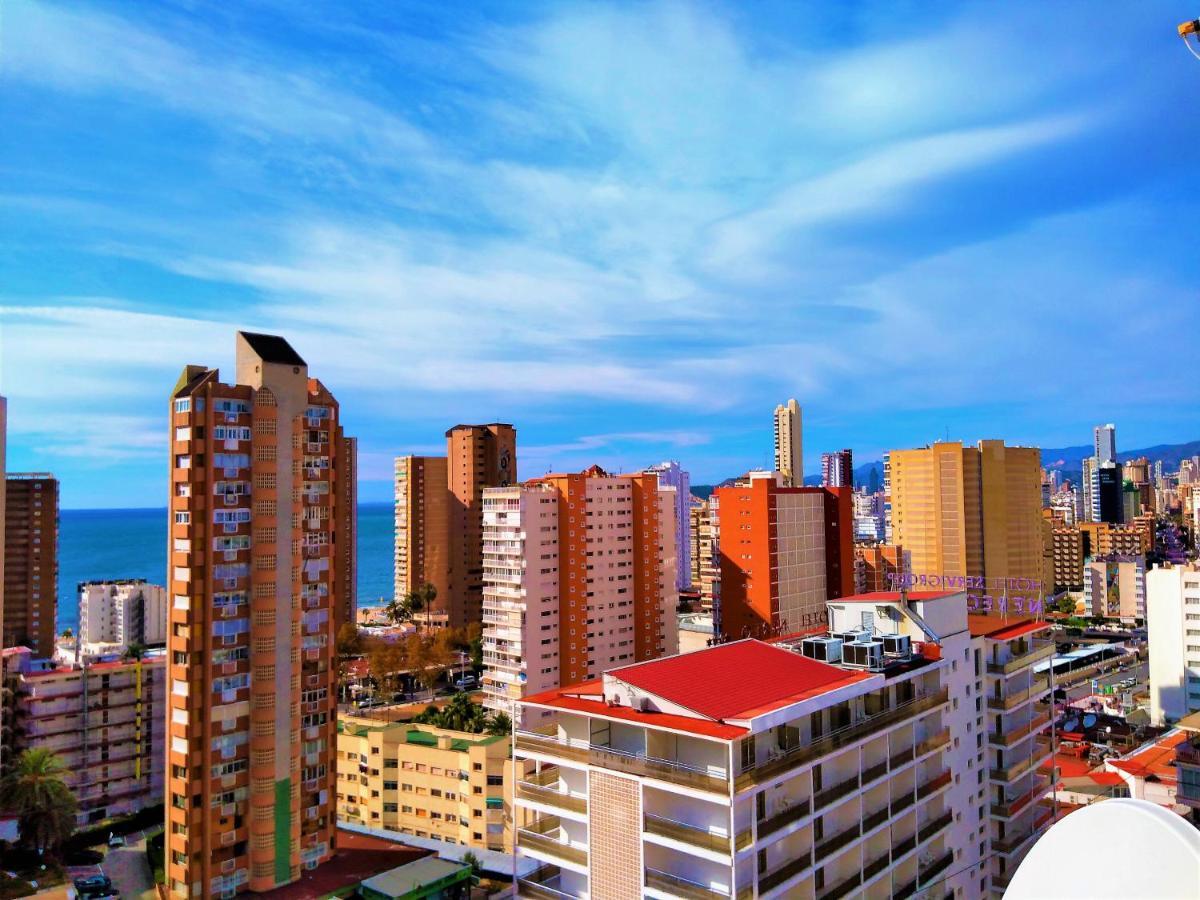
[1006,799,1200,899]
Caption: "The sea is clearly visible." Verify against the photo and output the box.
[56,502,394,633]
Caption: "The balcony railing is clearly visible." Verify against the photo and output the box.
[813,773,858,812]
[986,675,1051,711]
[517,782,586,815]
[758,849,813,894]
[515,731,728,795]
[757,797,811,841]
[1174,741,1200,767]
[517,864,579,900]
[644,867,728,899]
[988,712,1051,748]
[916,809,952,843]
[814,820,860,860]
[987,640,1055,676]
[735,688,949,790]
[517,816,587,867]
[644,813,733,856]
[894,850,954,900]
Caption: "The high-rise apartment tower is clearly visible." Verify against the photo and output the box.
[773,399,803,487]
[446,424,516,630]
[393,455,450,609]
[4,473,58,656]
[886,440,1043,588]
[821,448,854,488]
[166,332,351,898]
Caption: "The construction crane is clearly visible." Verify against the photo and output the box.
[1181,17,1200,60]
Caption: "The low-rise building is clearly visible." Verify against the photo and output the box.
[1,646,164,825]
[336,713,515,854]
[78,579,168,655]
[1082,556,1146,623]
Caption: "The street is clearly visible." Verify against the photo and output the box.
[60,829,158,900]
[1060,658,1149,705]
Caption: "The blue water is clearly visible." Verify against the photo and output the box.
[57,502,394,632]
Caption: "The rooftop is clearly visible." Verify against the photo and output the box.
[610,639,873,722]
[831,590,961,604]
[238,331,306,366]
[967,615,1048,641]
[359,856,470,898]
[1107,730,1187,785]
[254,829,425,900]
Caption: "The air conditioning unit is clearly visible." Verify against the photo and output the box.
[843,641,885,669]
[832,630,865,644]
[801,637,843,663]
[224,494,236,506]
[883,634,912,657]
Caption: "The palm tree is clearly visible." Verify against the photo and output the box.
[434,693,488,733]
[486,711,513,736]
[0,749,77,857]
[123,641,147,661]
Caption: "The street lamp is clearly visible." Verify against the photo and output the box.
[1181,18,1200,60]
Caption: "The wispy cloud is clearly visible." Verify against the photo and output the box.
[1,0,1196,504]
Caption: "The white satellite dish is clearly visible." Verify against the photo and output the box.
[1006,798,1200,899]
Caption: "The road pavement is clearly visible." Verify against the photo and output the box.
[59,828,159,900]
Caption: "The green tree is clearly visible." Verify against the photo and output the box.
[123,641,147,661]
[0,749,77,856]
[487,711,513,736]
[461,849,483,884]
[436,692,488,733]
[336,622,363,658]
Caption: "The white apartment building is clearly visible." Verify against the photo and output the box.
[78,579,168,654]
[1147,562,1200,726]
[513,589,1053,899]
[481,468,678,723]
[1081,556,1146,623]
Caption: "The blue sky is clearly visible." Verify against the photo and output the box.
[2,1,1198,508]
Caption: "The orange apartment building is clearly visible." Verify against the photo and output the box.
[855,542,907,592]
[4,473,59,657]
[166,332,353,898]
[713,472,854,640]
[445,424,516,630]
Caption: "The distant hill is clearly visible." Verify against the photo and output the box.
[691,439,1198,498]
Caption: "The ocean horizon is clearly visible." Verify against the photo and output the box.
[56,502,395,633]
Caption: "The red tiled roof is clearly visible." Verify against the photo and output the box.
[521,689,750,740]
[1044,752,1095,779]
[610,640,873,721]
[967,615,1048,640]
[1088,771,1126,785]
[1107,731,1187,784]
[831,591,961,604]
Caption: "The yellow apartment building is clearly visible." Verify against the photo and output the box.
[887,440,1042,588]
[336,714,516,853]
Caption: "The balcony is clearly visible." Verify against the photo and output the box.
[1174,740,1200,767]
[758,847,812,894]
[916,810,952,843]
[645,867,728,899]
[517,864,579,900]
[757,797,811,841]
[516,782,586,815]
[990,747,1050,784]
[813,773,858,812]
[994,809,1054,855]
[988,712,1051,748]
[735,688,949,790]
[517,816,586,868]
[986,676,1051,711]
[814,819,860,860]
[515,729,728,795]
[990,783,1044,819]
[987,640,1055,675]
[644,813,733,856]
[894,850,954,899]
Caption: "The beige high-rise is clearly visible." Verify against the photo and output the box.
[887,440,1042,587]
[167,333,351,898]
[773,398,802,486]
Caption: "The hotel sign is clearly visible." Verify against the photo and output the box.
[886,572,1045,616]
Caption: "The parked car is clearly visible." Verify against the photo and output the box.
[356,696,386,709]
[453,674,478,691]
[74,874,115,898]
[108,832,126,848]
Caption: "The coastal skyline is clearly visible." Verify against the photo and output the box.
[3,1,1199,508]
